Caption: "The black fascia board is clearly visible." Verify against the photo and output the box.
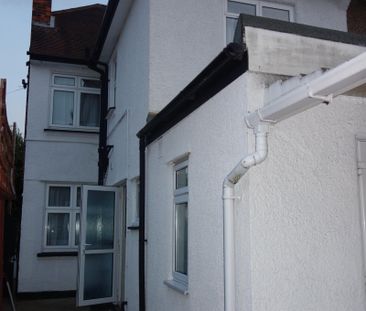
[235,14,366,47]
[28,53,90,66]
[91,0,120,62]
[137,42,248,145]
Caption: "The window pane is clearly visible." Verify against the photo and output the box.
[48,186,71,207]
[175,203,188,275]
[76,187,81,207]
[52,90,74,126]
[176,167,188,189]
[262,6,290,21]
[75,213,80,246]
[228,1,256,15]
[79,93,100,127]
[54,76,75,86]
[81,79,101,89]
[226,17,238,43]
[46,213,70,246]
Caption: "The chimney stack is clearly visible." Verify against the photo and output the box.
[32,0,52,25]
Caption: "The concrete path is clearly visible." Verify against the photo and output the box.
[3,297,121,311]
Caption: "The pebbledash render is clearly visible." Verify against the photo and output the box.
[19,1,366,311]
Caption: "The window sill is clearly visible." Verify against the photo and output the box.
[44,127,99,134]
[37,251,78,257]
[164,279,188,295]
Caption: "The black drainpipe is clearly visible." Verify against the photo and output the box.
[88,62,109,185]
[138,138,146,311]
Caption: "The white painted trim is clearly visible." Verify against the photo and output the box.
[164,279,189,295]
[50,74,101,130]
[171,160,189,288]
[43,184,82,250]
[77,185,120,307]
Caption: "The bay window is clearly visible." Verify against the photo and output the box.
[51,74,101,129]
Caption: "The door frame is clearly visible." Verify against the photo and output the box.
[77,185,120,307]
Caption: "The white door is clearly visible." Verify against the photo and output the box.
[77,185,119,306]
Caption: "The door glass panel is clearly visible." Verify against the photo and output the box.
[86,190,115,250]
[84,253,113,300]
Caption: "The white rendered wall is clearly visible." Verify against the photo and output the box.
[145,74,250,311]
[149,0,225,113]
[18,62,98,292]
[105,0,352,307]
[285,0,350,31]
[148,0,350,114]
[242,73,366,311]
[104,0,149,309]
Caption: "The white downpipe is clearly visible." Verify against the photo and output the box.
[223,124,269,311]
[222,51,366,311]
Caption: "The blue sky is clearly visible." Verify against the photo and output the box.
[0,0,108,133]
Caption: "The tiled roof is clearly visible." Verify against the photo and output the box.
[29,4,106,63]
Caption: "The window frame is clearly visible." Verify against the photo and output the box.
[172,160,189,288]
[43,184,82,250]
[225,0,294,42]
[226,0,294,19]
[50,74,101,131]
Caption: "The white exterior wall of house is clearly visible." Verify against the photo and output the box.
[145,75,250,311]
[142,25,366,311]
[148,0,350,114]
[100,0,355,309]
[18,62,99,292]
[103,0,149,308]
[244,75,366,311]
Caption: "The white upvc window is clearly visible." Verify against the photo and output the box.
[226,0,294,42]
[50,74,101,130]
[44,184,81,249]
[173,160,189,287]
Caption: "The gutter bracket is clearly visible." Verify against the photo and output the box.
[308,87,333,105]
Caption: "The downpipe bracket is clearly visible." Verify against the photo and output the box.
[222,195,241,200]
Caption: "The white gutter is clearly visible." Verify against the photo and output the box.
[223,51,366,311]
[246,52,366,129]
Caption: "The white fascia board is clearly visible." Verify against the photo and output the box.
[246,52,366,128]
[99,0,133,63]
